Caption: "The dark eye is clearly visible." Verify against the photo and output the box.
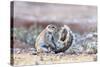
[52,26,55,28]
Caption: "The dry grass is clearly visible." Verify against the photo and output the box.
[12,53,97,66]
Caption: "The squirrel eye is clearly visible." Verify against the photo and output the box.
[52,26,55,28]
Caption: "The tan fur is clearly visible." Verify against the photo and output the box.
[35,24,73,53]
[35,24,58,53]
[55,25,73,53]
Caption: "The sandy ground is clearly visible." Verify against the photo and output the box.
[12,53,97,66]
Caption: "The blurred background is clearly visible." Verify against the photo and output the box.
[11,1,97,54]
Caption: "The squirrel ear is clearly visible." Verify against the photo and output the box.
[63,25,70,30]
